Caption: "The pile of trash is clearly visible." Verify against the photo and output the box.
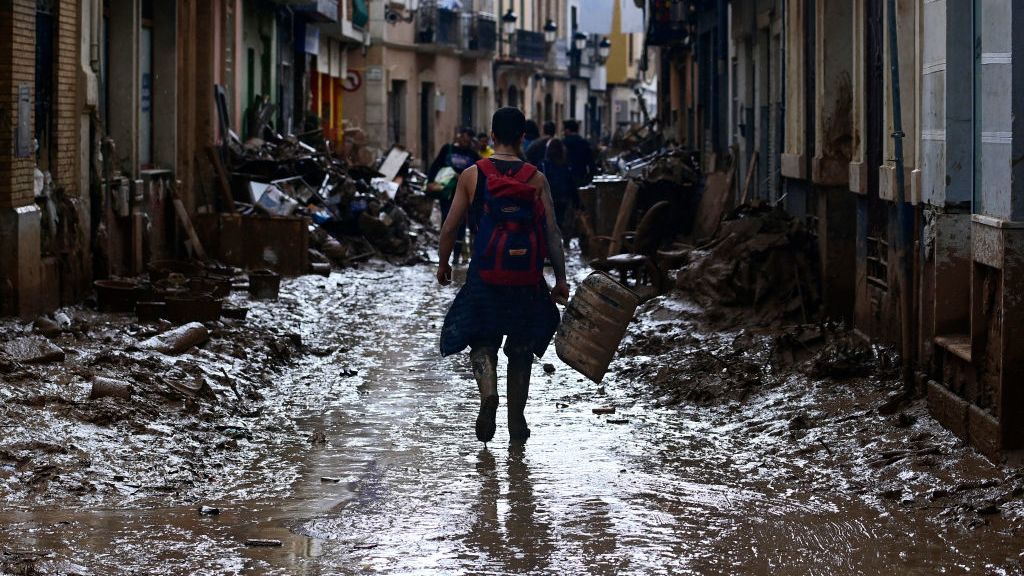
[675,200,820,326]
[221,134,439,267]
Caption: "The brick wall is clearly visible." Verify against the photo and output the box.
[55,0,80,198]
[0,0,37,211]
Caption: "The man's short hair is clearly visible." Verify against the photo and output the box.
[491,107,526,146]
[542,121,556,136]
[459,126,476,137]
[563,119,580,133]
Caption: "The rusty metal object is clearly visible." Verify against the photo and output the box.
[555,272,641,384]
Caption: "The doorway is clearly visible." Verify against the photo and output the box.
[420,82,435,162]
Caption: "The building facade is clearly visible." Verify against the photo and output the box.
[653,0,1024,459]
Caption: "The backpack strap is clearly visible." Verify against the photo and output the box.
[475,158,499,179]
[511,163,537,183]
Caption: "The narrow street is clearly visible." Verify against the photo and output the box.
[2,260,1021,575]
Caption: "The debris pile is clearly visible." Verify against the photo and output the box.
[219,133,436,267]
[675,200,820,326]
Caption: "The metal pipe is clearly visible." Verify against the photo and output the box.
[91,0,101,71]
[887,0,914,389]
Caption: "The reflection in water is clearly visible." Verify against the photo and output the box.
[463,446,554,575]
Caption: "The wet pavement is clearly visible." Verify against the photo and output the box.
[1,262,1023,575]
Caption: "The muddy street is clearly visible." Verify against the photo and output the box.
[1,261,1022,575]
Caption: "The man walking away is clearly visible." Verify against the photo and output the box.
[525,121,556,166]
[522,120,540,153]
[428,127,480,264]
[541,138,581,245]
[562,119,597,187]
[437,107,570,444]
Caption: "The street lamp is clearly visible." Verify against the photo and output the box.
[543,19,558,44]
[597,37,611,62]
[502,8,518,36]
[573,31,587,53]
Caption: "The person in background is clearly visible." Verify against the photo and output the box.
[541,138,581,246]
[477,132,495,159]
[562,119,597,187]
[427,127,481,264]
[522,120,540,153]
[525,121,556,166]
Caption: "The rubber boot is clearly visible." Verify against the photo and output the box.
[470,347,499,443]
[506,350,532,442]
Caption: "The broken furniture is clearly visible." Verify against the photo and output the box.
[590,197,673,299]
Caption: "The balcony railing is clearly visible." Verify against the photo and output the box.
[416,2,461,47]
[461,13,497,53]
[512,30,547,62]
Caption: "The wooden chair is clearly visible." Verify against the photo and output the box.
[591,200,673,298]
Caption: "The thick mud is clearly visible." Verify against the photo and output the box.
[1,261,1022,575]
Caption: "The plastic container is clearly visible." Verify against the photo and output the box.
[248,269,282,300]
[554,272,641,383]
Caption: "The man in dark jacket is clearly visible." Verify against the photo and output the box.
[562,119,597,187]
[525,121,556,166]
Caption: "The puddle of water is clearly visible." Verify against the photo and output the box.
[1,262,1022,575]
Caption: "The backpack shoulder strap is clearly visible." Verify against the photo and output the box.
[475,158,499,179]
[512,163,538,183]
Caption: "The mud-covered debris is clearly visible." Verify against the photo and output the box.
[788,413,813,431]
[802,333,874,379]
[543,363,556,374]
[607,418,630,425]
[1,336,66,364]
[676,201,820,327]
[310,431,328,445]
[33,316,61,337]
[245,539,283,547]
[199,506,221,515]
[320,477,342,483]
[90,377,133,400]
[976,503,1001,516]
[593,406,616,415]
[139,322,209,355]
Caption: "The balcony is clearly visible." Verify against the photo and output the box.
[291,0,338,22]
[461,13,497,53]
[512,30,547,62]
[416,2,461,47]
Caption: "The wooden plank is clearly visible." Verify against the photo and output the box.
[171,180,207,260]
[693,166,736,242]
[740,149,759,205]
[207,145,237,212]
[607,179,640,257]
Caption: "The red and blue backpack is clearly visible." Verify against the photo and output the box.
[472,159,547,286]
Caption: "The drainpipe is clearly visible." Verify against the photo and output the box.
[91,0,101,72]
[887,0,914,389]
